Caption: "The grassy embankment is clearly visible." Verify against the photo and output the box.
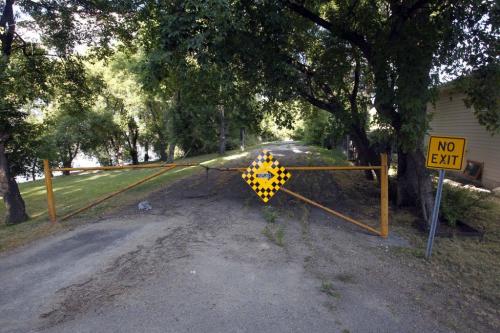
[0,145,268,252]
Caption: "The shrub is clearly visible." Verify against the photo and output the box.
[439,183,492,226]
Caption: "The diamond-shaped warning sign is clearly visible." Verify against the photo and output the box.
[242,150,291,203]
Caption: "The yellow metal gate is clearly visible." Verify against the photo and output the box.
[42,152,389,238]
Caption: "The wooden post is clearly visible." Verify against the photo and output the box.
[43,160,57,223]
[380,153,389,238]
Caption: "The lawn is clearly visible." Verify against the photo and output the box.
[0,146,262,252]
[389,194,500,330]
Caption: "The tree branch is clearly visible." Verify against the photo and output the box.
[286,55,344,111]
[282,0,372,59]
[1,0,16,58]
[298,89,341,115]
[349,56,361,115]
[388,0,437,40]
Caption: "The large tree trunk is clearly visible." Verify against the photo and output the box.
[61,144,78,175]
[219,105,226,155]
[348,56,380,180]
[31,160,37,181]
[129,149,139,165]
[0,141,29,225]
[240,127,245,151]
[144,141,149,162]
[126,118,140,165]
[60,144,79,175]
[0,1,28,225]
[167,143,175,163]
[110,137,123,165]
[397,146,435,226]
[158,142,168,162]
[156,131,168,162]
[62,160,72,176]
[349,125,380,181]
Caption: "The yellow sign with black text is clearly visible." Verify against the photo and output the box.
[242,150,291,202]
[426,136,466,171]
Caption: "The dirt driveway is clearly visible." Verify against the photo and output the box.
[0,142,492,333]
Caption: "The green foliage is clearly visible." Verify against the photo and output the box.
[301,108,331,146]
[459,63,500,134]
[0,51,54,175]
[262,206,277,224]
[367,127,395,154]
[43,110,102,167]
[298,107,347,149]
[2,0,496,224]
[320,281,340,298]
[37,57,106,168]
[5,118,45,179]
[262,224,285,247]
[440,184,492,227]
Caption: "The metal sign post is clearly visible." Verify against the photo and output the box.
[425,135,467,259]
[425,169,445,258]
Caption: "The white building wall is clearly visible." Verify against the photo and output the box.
[427,90,500,188]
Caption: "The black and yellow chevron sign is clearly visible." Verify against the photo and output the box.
[242,150,291,203]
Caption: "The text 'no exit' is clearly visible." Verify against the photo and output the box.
[426,136,466,171]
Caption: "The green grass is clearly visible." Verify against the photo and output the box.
[320,281,341,298]
[262,224,285,247]
[262,206,277,223]
[0,146,264,252]
[390,196,500,327]
[310,145,350,166]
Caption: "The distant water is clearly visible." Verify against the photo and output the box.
[17,148,157,183]
[17,153,99,183]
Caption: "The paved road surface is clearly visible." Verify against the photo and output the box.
[0,143,456,332]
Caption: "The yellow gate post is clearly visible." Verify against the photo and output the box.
[43,160,57,223]
[380,153,389,238]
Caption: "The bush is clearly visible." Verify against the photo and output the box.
[297,108,347,148]
[439,183,492,226]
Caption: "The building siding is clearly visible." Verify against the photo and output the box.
[427,90,500,188]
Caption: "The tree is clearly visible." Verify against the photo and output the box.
[0,0,120,224]
[130,45,263,159]
[44,110,103,174]
[83,111,122,166]
[82,1,500,218]
[5,114,46,182]
[0,2,53,223]
[118,1,267,158]
[459,63,500,134]
[142,99,171,162]
[278,0,497,224]
[35,57,104,174]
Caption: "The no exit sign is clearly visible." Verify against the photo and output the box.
[426,135,467,171]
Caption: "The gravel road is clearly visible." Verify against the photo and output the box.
[0,143,471,333]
